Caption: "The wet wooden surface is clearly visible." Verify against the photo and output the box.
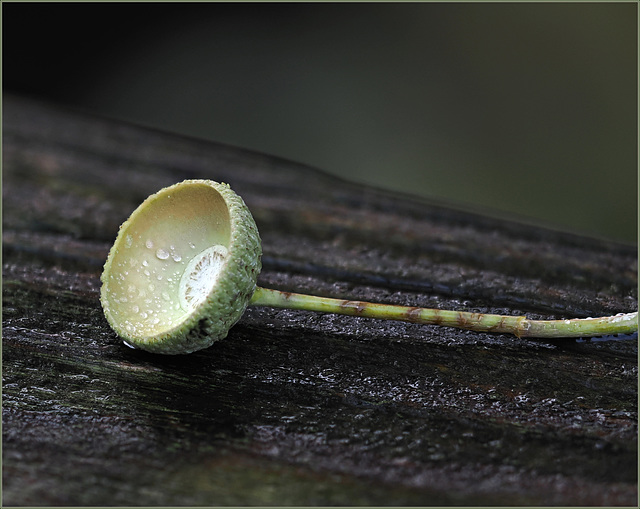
[3,94,637,506]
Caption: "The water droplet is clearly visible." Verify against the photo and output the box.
[132,305,139,314]
[161,291,171,301]
[140,312,148,319]
[156,248,170,260]
[142,260,149,267]
[189,242,196,249]
[172,253,182,262]
[146,239,154,249]
[148,283,156,292]
[125,235,133,248]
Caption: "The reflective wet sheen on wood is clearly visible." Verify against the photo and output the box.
[3,95,637,506]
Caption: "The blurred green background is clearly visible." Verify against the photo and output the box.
[3,2,637,243]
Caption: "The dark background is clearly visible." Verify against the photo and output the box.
[3,2,637,243]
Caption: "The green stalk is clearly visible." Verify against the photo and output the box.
[250,287,638,339]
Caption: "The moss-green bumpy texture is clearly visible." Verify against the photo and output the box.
[100,180,262,354]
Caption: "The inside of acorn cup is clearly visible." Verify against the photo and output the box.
[103,183,231,337]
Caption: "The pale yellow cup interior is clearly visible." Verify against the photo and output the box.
[103,183,231,337]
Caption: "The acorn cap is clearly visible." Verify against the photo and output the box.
[100,179,262,354]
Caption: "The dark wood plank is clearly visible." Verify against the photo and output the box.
[3,94,637,506]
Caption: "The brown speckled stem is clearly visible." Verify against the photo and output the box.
[250,287,638,339]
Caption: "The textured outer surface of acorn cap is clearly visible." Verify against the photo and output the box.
[100,179,262,354]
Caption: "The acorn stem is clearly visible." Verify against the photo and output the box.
[249,287,638,339]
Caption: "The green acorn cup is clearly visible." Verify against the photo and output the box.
[100,180,261,354]
[100,180,638,354]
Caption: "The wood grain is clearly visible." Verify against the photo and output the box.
[3,94,637,506]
